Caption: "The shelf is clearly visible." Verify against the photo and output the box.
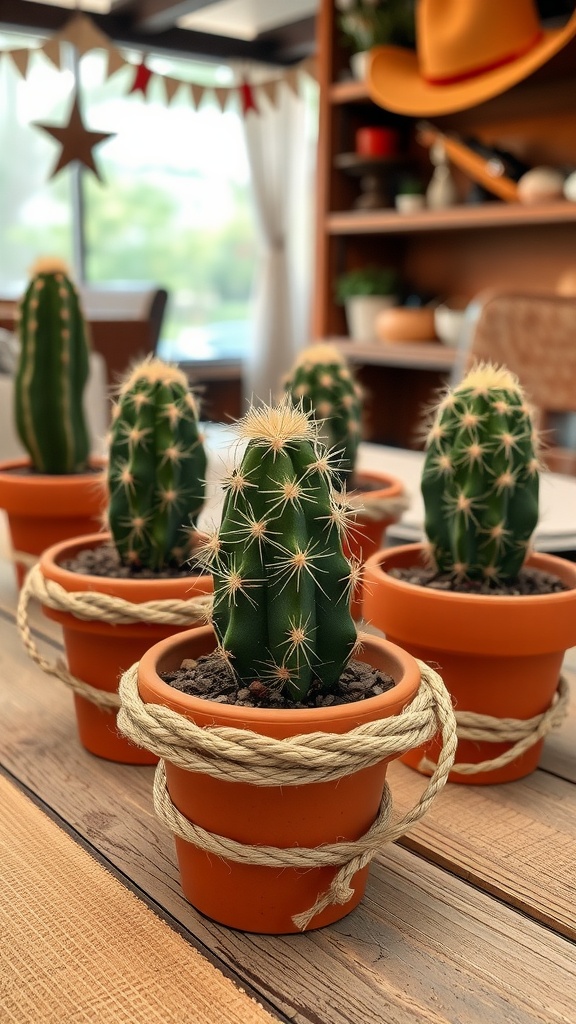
[326,200,576,235]
[329,80,371,105]
[329,339,457,371]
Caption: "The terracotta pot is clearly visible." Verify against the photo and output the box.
[0,457,106,588]
[344,470,406,618]
[137,625,422,933]
[39,533,213,764]
[363,543,576,784]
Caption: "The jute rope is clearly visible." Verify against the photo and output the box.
[17,563,212,710]
[419,676,569,776]
[12,549,39,571]
[345,492,410,523]
[117,659,457,930]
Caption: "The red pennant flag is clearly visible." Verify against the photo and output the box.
[130,60,153,96]
[239,79,258,116]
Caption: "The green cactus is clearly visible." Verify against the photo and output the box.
[206,401,358,701]
[422,362,540,583]
[283,344,363,489]
[15,258,90,474]
[107,358,207,571]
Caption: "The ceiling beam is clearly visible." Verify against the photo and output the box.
[111,0,223,36]
[0,0,313,65]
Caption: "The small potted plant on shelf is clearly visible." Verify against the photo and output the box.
[335,265,399,342]
[362,362,576,784]
[0,258,107,586]
[283,342,408,615]
[18,357,212,764]
[117,399,457,934]
[337,0,416,80]
[395,175,426,213]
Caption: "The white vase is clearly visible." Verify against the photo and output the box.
[395,194,426,214]
[350,51,369,80]
[345,296,398,342]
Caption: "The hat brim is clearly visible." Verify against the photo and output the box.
[367,16,576,116]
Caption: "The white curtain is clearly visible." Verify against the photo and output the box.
[242,79,317,407]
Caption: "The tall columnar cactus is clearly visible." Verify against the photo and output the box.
[15,258,90,474]
[207,401,358,701]
[283,344,363,489]
[107,358,207,571]
[422,362,540,583]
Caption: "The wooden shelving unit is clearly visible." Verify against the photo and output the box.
[312,0,576,449]
[326,201,576,235]
[329,339,456,372]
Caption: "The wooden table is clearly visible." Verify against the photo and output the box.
[0,519,575,1024]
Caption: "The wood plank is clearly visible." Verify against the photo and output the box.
[0,629,575,1024]
[1,611,575,931]
[329,339,456,371]
[390,760,576,940]
[326,202,576,235]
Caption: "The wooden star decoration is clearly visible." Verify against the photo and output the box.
[34,93,115,182]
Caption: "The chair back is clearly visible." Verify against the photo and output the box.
[456,291,576,474]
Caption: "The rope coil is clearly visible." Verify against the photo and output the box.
[118,658,458,930]
[17,562,212,710]
[345,492,410,523]
[419,676,569,775]
[12,550,39,571]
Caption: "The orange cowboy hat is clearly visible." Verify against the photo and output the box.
[367,0,576,116]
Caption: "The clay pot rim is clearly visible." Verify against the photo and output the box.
[365,542,576,607]
[0,455,106,484]
[40,531,211,602]
[137,624,422,732]
[350,469,405,502]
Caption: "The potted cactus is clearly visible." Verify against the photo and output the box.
[363,362,576,784]
[335,266,399,342]
[0,258,107,586]
[283,343,408,616]
[117,400,456,933]
[19,357,213,763]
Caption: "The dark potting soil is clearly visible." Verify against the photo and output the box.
[161,653,396,709]
[59,543,204,580]
[390,565,569,596]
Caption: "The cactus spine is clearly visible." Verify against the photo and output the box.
[422,363,540,583]
[283,344,363,489]
[15,258,90,474]
[107,358,207,570]
[207,401,358,701]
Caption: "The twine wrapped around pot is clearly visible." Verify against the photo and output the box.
[117,659,457,931]
[418,676,569,776]
[345,491,410,523]
[17,563,213,710]
[12,550,40,572]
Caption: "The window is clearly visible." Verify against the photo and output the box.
[0,32,258,363]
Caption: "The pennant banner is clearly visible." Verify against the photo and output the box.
[1,11,317,117]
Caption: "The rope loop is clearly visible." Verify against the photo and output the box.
[345,491,410,523]
[117,657,458,930]
[419,676,569,776]
[17,563,211,710]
